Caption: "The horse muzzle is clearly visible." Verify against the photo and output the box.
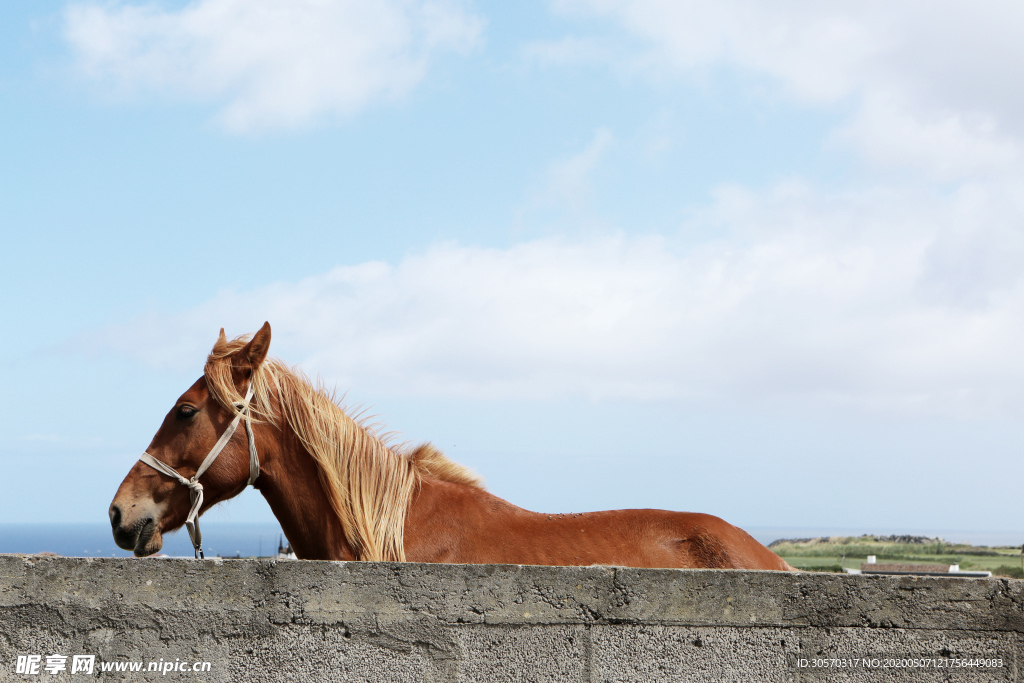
[110,503,164,556]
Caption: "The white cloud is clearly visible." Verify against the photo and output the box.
[64,0,484,132]
[87,177,1024,417]
[542,1,1024,180]
[549,1,879,102]
[831,91,1021,182]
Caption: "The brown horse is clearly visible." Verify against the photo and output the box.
[110,323,792,570]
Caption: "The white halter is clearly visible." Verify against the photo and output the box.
[138,384,260,558]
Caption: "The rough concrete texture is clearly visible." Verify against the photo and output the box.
[1,554,1021,681]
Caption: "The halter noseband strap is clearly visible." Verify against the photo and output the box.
[138,384,259,559]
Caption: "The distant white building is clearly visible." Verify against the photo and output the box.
[277,536,297,560]
[848,558,990,578]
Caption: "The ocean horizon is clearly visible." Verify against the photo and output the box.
[2,522,1022,558]
[0,522,290,559]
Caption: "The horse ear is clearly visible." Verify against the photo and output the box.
[240,322,271,370]
[211,327,230,354]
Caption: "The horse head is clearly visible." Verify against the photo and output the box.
[109,322,272,557]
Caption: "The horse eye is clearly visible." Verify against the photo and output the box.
[176,405,197,420]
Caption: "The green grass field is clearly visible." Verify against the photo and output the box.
[771,535,1024,577]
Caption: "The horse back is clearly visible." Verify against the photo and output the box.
[542,508,791,570]
[406,479,792,570]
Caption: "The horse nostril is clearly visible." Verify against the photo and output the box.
[110,505,121,529]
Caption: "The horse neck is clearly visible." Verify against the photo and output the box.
[252,422,358,561]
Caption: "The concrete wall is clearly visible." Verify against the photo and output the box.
[1,554,1021,682]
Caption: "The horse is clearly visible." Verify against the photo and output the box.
[110,323,793,570]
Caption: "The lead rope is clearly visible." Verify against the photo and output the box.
[138,384,258,559]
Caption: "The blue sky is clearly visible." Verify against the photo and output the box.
[3,1,1024,541]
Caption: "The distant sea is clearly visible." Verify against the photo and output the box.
[0,522,289,558]
[2,523,1023,558]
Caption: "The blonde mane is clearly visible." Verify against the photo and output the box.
[204,334,484,562]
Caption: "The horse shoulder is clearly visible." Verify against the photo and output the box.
[403,476,536,564]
